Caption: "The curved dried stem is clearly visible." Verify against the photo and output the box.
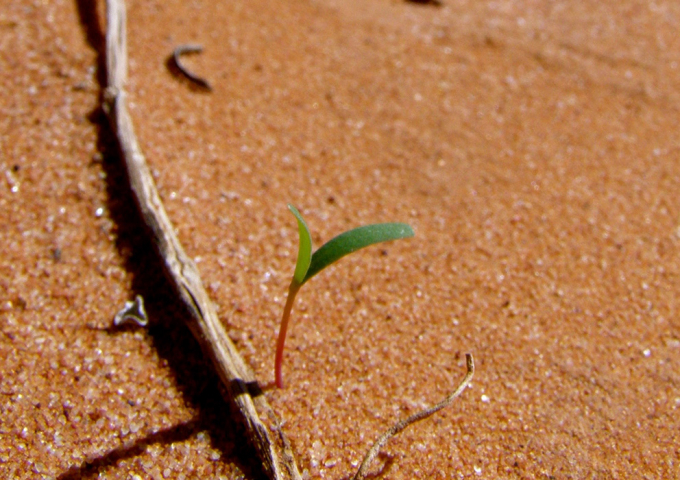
[352,353,475,480]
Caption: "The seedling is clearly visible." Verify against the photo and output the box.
[275,204,414,388]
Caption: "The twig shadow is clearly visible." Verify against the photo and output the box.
[56,419,199,480]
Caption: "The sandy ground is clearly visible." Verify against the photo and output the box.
[1,0,679,478]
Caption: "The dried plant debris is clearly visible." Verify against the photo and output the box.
[113,295,148,327]
[353,353,475,480]
[171,44,212,91]
[104,2,300,476]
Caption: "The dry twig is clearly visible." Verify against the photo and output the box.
[352,353,475,480]
[172,44,212,90]
[102,1,301,479]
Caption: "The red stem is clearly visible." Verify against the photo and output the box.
[275,280,301,388]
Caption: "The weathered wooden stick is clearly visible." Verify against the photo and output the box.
[102,1,302,479]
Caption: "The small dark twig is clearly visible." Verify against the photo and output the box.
[353,353,475,480]
[172,44,212,90]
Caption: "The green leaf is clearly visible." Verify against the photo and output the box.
[288,204,313,285]
[302,222,414,284]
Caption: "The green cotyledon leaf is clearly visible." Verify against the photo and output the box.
[288,204,313,285]
[302,222,415,284]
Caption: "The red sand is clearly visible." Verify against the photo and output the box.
[1,0,679,478]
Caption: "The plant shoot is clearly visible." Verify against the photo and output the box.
[275,204,414,388]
